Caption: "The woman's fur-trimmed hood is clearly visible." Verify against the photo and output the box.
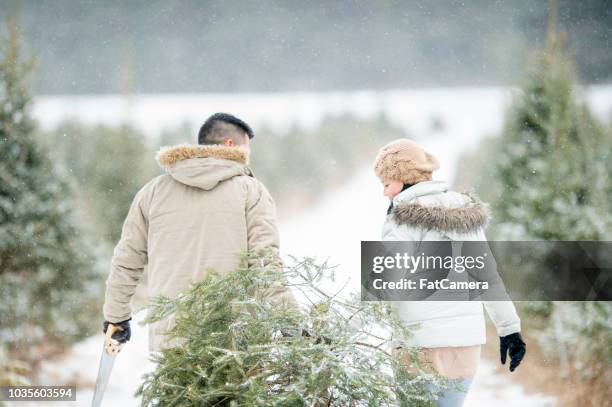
[155,144,252,191]
[391,184,491,234]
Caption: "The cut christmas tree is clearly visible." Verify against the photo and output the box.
[136,253,445,406]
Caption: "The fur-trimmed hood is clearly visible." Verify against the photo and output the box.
[156,144,249,167]
[155,144,252,190]
[390,180,491,234]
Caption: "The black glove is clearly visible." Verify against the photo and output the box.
[280,328,332,345]
[103,317,132,343]
[500,332,526,372]
[299,328,332,345]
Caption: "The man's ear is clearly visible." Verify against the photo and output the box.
[223,138,235,147]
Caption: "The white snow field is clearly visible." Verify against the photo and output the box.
[33,86,612,142]
[22,86,612,406]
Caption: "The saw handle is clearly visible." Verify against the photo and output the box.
[104,323,125,356]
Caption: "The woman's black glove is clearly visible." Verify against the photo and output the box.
[280,328,332,345]
[103,317,132,343]
[500,332,526,372]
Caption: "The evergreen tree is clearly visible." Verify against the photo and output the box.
[453,22,611,401]
[0,23,102,357]
[489,32,611,402]
[137,254,442,406]
[44,120,158,244]
[494,38,611,241]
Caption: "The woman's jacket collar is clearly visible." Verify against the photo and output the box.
[389,180,491,234]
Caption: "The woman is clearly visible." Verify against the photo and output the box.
[373,138,526,406]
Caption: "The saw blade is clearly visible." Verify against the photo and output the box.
[91,345,116,407]
[91,323,125,407]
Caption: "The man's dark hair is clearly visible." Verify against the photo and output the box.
[198,113,255,145]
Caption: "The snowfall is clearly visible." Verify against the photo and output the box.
[12,85,612,406]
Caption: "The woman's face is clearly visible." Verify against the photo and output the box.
[383,180,403,198]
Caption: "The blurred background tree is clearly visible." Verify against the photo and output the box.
[0,23,103,369]
[453,8,612,403]
[493,41,610,241]
[43,121,158,244]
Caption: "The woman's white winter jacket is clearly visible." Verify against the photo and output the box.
[382,180,521,347]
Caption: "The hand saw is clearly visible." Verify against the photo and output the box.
[91,323,125,407]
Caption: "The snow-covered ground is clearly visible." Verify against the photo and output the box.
[21,86,612,405]
[464,359,556,406]
[30,310,154,406]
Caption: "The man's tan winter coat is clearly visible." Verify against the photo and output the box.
[103,144,293,352]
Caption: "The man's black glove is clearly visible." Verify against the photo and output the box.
[103,317,132,343]
[500,332,526,372]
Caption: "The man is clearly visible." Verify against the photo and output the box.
[102,112,295,352]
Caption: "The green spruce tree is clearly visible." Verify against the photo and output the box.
[137,254,442,406]
[0,23,102,358]
[494,37,611,241]
[44,120,158,244]
[490,31,612,401]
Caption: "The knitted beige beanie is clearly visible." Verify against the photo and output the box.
[374,138,440,184]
